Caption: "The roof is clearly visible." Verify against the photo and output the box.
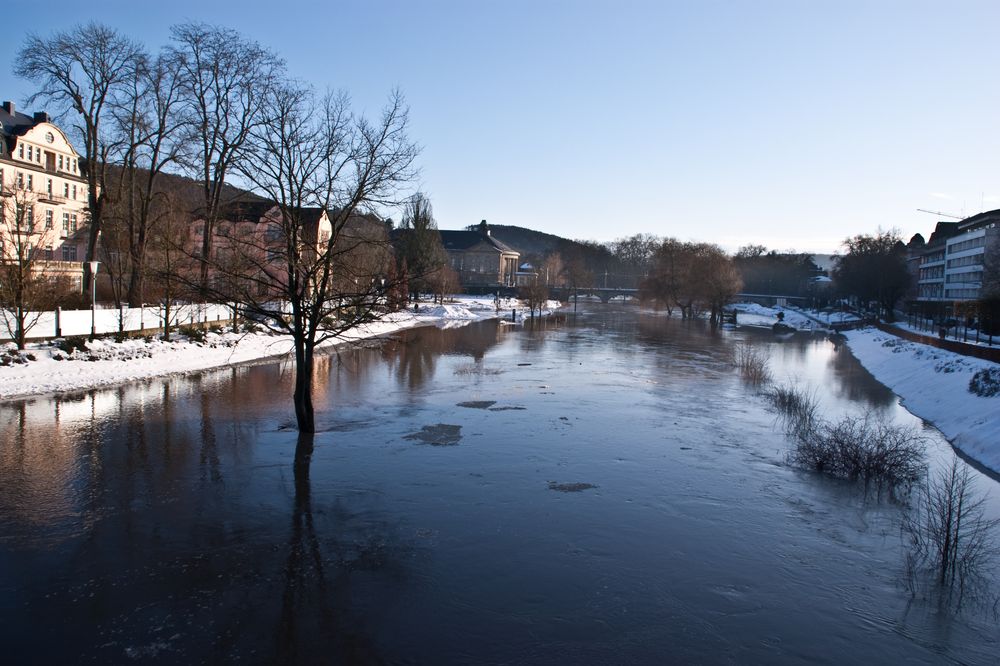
[957,208,1000,232]
[927,222,960,246]
[0,102,42,140]
[214,200,326,226]
[439,229,518,254]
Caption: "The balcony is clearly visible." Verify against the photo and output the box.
[38,192,68,205]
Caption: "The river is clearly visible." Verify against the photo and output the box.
[1,304,997,664]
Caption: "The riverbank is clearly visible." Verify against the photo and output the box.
[731,302,1000,474]
[843,327,1000,475]
[0,296,554,401]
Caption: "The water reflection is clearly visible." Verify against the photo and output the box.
[0,309,997,663]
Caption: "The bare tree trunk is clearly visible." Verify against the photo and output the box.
[293,340,316,433]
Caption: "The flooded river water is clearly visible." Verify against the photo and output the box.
[1,304,998,664]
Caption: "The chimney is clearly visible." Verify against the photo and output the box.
[33,111,50,123]
[1,101,14,115]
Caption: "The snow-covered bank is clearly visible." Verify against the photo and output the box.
[843,327,1000,474]
[0,296,542,400]
[730,302,860,331]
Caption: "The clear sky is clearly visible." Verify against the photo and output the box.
[3,0,998,253]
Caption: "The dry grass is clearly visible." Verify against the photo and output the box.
[732,342,771,385]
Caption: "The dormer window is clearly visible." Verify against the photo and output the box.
[18,144,23,159]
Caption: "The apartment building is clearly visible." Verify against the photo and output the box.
[912,210,999,313]
[0,100,91,287]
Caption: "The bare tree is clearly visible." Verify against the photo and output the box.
[0,190,64,348]
[167,22,285,293]
[641,240,740,321]
[904,458,999,592]
[14,23,143,293]
[833,229,911,321]
[540,252,565,288]
[103,50,185,306]
[427,265,460,304]
[144,184,198,341]
[195,85,417,432]
[395,192,446,302]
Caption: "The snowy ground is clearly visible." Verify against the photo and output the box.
[730,302,859,331]
[0,296,560,400]
[733,303,999,473]
[843,327,1000,475]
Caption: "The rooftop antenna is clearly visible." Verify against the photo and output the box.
[916,208,963,220]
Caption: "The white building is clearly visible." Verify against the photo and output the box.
[0,100,91,286]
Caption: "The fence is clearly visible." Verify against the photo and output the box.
[0,303,234,342]
[874,321,1000,364]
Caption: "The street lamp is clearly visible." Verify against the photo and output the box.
[87,260,100,339]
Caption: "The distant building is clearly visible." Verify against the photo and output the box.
[439,221,519,290]
[0,100,91,287]
[908,211,999,316]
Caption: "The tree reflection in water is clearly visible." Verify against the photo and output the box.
[275,433,395,664]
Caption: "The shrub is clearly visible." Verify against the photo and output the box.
[178,325,206,343]
[53,336,89,354]
[790,411,926,489]
[969,367,1000,397]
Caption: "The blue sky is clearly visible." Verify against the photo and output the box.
[3,0,998,252]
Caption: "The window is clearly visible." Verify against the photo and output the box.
[17,172,23,189]
[946,254,983,269]
[946,271,982,284]
[45,210,53,229]
[47,179,53,196]
[58,155,63,170]
[18,144,24,159]
[62,212,69,235]
[26,145,32,161]
[27,174,33,191]
[70,214,78,233]
[26,206,35,230]
[64,183,69,197]
[72,185,77,200]
[947,236,985,254]
[44,245,54,261]
[62,244,77,261]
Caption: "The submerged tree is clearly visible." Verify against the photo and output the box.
[903,457,999,598]
[194,85,417,432]
[641,239,741,321]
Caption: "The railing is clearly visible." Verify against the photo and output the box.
[0,303,234,342]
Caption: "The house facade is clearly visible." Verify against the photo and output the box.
[0,101,91,287]
[440,223,519,290]
[188,201,337,296]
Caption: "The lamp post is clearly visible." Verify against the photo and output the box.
[87,260,100,339]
